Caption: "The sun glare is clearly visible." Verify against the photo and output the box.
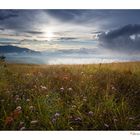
[45,30,54,41]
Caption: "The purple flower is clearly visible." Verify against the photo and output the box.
[88,111,93,116]
[54,112,60,118]
[15,95,19,98]
[52,118,56,123]
[75,117,82,121]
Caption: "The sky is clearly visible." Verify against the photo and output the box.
[0,10,140,64]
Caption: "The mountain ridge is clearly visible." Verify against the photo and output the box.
[0,45,40,54]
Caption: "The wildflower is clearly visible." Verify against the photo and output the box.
[5,116,14,125]
[16,106,22,111]
[20,127,26,130]
[81,72,84,75]
[40,85,47,90]
[75,117,82,122]
[88,111,93,116]
[63,75,69,80]
[30,120,38,125]
[73,117,82,125]
[72,105,76,108]
[15,95,19,98]
[111,85,116,91]
[68,115,73,119]
[83,97,87,102]
[104,123,109,128]
[29,106,34,111]
[38,72,43,77]
[1,99,5,102]
[70,127,74,130]
[15,97,21,101]
[68,88,73,91]
[26,116,29,120]
[52,118,56,123]
[26,73,31,76]
[114,118,118,122]
[46,95,49,98]
[26,99,30,102]
[54,112,60,118]
[128,117,135,120]
[60,87,64,92]
[14,95,21,102]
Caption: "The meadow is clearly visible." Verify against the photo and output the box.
[0,61,140,130]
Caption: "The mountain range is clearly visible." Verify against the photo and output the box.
[0,45,40,54]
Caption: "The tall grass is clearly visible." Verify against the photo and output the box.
[0,62,140,130]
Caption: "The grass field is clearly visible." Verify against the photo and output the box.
[0,61,140,130]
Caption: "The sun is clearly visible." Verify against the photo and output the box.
[45,30,54,41]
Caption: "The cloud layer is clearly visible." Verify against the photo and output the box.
[98,24,140,53]
[0,10,140,54]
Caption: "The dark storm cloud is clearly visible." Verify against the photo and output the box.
[46,10,140,29]
[58,37,78,41]
[46,10,116,25]
[99,24,140,40]
[1,10,140,35]
[25,31,44,35]
[98,24,140,53]
[46,10,114,22]
[46,10,84,22]
[0,10,18,21]
[0,10,42,32]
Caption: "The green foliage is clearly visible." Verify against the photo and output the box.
[0,62,140,130]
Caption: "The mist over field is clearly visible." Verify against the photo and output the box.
[5,51,140,64]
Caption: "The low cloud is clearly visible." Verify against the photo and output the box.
[25,31,44,35]
[58,37,78,41]
[0,27,5,31]
[98,24,140,53]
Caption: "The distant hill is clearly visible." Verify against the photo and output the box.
[0,45,40,54]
